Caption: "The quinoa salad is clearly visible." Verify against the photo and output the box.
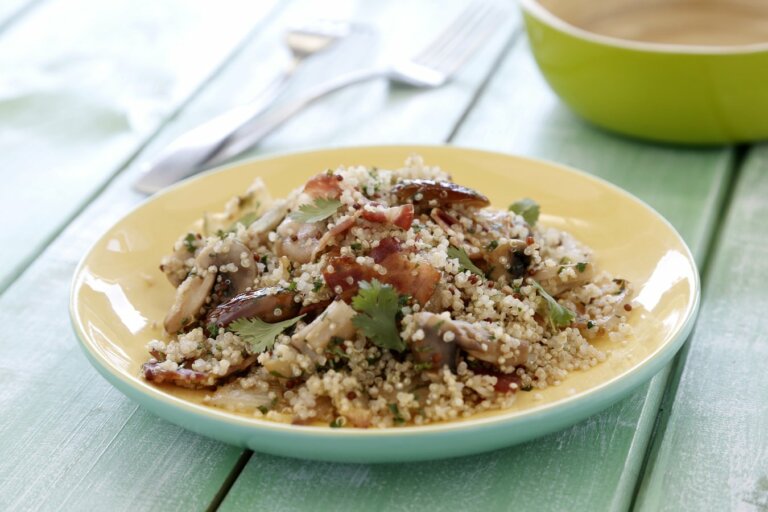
[144,156,633,428]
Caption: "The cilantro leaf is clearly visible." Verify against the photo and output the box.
[351,280,406,352]
[509,198,540,226]
[447,246,484,277]
[289,198,342,223]
[229,315,304,353]
[531,280,575,329]
[183,233,197,253]
[228,211,260,231]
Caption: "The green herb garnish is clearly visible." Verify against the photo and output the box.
[329,418,344,428]
[257,405,269,415]
[487,240,499,251]
[413,362,433,372]
[229,211,260,231]
[183,233,197,253]
[388,403,405,424]
[447,246,484,277]
[351,280,406,352]
[289,198,342,223]
[229,315,305,353]
[206,323,219,338]
[576,262,587,273]
[531,280,575,330]
[313,279,324,292]
[509,198,540,226]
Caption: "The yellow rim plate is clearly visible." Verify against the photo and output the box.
[70,146,699,459]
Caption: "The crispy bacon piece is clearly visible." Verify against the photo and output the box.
[491,372,522,393]
[323,256,377,301]
[391,179,490,208]
[360,204,414,230]
[376,250,440,306]
[369,236,403,263]
[323,241,440,306]
[304,173,343,199]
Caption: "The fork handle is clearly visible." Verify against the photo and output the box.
[205,66,387,167]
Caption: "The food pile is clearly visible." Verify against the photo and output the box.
[144,157,632,427]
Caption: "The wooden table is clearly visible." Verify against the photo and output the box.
[1,1,766,510]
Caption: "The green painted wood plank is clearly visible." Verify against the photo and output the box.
[634,145,768,512]
[220,37,734,512]
[0,0,281,293]
[0,0,518,509]
[0,0,46,33]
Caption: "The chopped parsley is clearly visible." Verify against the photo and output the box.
[388,403,405,424]
[487,240,499,251]
[257,405,269,415]
[509,198,540,226]
[183,233,197,253]
[350,242,362,252]
[206,323,220,338]
[587,320,596,329]
[229,315,305,353]
[289,197,342,223]
[413,361,433,372]
[313,279,324,292]
[531,280,575,330]
[351,280,406,352]
[287,280,298,292]
[447,246,484,277]
[329,418,344,428]
[576,262,587,273]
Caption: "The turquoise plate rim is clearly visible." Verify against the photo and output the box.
[70,145,700,463]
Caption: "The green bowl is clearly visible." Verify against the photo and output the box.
[520,0,768,144]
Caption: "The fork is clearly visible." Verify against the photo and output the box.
[195,2,506,170]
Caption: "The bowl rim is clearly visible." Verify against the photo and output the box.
[520,0,768,55]
[70,144,701,440]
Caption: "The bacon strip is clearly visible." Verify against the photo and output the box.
[323,240,440,306]
[360,204,414,230]
[304,173,343,199]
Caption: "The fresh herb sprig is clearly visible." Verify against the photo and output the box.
[229,315,305,353]
[290,198,342,223]
[509,198,540,226]
[531,280,575,329]
[351,280,406,352]
[447,246,484,277]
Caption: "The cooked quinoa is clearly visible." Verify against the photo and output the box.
[143,156,633,428]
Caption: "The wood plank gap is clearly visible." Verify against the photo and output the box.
[446,27,522,144]
[0,0,48,35]
[207,450,254,512]
[627,143,749,512]
[0,0,289,299]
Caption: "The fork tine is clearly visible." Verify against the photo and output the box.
[412,2,491,64]
[423,5,505,76]
[415,2,494,65]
